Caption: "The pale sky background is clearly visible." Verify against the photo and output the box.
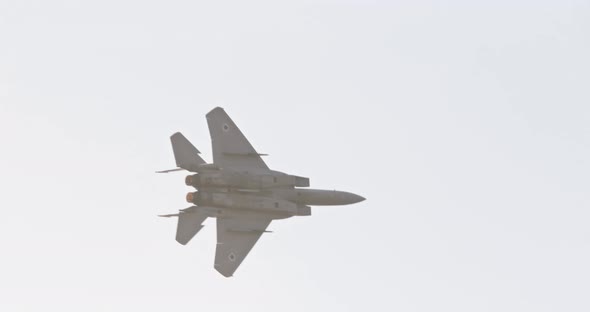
[1,1,589,311]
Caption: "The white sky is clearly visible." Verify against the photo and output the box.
[1,1,589,311]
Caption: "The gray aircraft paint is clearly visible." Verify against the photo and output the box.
[160,107,364,277]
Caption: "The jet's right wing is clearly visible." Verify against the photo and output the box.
[206,107,269,170]
[214,216,272,277]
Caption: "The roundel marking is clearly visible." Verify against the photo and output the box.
[222,123,230,132]
[228,252,236,262]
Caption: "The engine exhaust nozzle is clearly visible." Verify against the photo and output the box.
[185,174,199,187]
[186,191,198,204]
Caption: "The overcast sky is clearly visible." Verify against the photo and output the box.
[1,1,589,311]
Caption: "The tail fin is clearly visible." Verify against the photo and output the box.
[175,207,208,245]
[171,132,206,171]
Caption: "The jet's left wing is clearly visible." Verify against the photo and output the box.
[214,216,273,277]
[206,107,269,170]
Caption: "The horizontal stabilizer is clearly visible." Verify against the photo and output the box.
[171,132,206,172]
[175,206,209,245]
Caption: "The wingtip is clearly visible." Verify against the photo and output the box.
[206,106,226,118]
[214,265,234,278]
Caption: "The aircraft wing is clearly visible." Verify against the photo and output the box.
[206,107,269,170]
[214,216,272,277]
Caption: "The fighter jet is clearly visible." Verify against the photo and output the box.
[158,107,365,277]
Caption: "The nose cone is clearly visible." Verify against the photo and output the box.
[350,193,366,204]
[339,191,365,205]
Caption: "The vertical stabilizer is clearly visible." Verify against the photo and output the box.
[171,132,206,171]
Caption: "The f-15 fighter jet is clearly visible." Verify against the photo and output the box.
[159,107,365,277]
